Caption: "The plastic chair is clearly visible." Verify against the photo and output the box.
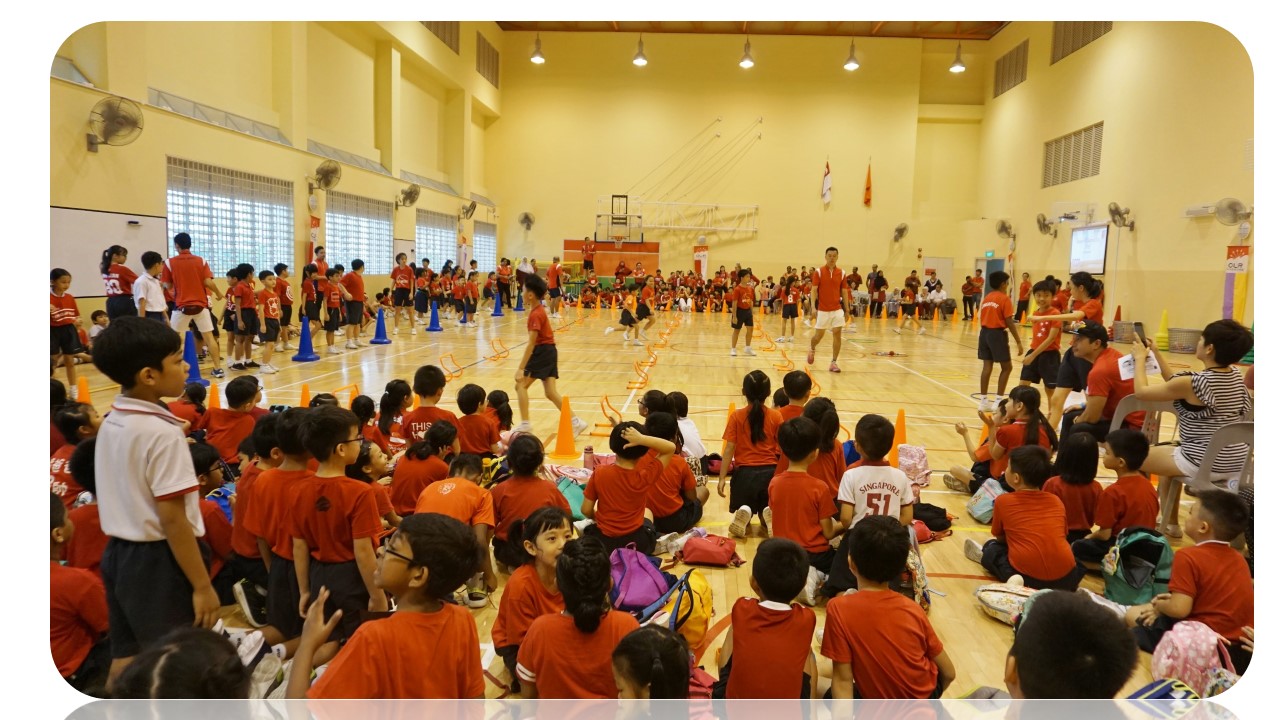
[1186,421,1254,494]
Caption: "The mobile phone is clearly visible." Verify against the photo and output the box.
[1133,321,1148,346]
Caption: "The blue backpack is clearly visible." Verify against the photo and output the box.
[205,487,234,523]
[842,439,861,465]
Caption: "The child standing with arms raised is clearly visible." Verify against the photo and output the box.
[513,275,588,437]
[976,270,1024,411]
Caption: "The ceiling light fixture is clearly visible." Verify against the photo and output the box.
[949,42,965,73]
[843,38,860,71]
[530,34,545,65]
[739,38,754,69]
[633,35,648,66]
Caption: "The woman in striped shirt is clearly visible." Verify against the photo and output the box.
[1130,319,1253,537]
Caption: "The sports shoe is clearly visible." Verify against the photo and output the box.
[807,347,816,365]
[829,362,841,373]
[233,579,269,628]
[258,363,278,375]
[513,420,533,436]
[638,331,649,341]
[572,518,596,533]
[730,348,738,357]
[978,397,994,412]
[776,336,787,344]
[345,342,358,350]
[327,346,342,354]
[654,532,682,556]
[275,343,285,353]
[761,506,773,538]
[848,324,857,333]
[1006,574,1025,588]
[211,368,225,379]
[571,416,588,436]
[244,360,260,369]
[744,347,756,356]
[893,328,902,334]
[604,327,615,336]
[393,328,399,335]
[231,362,247,371]
[800,567,827,606]
[411,327,417,335]
[964,538,985,565]
[467,587,489,609]
[632,339,644,346]
[803,319,812,328]
[728,505,752,538]
[284,342,296,350]
[917,328,927,335]
[468,322,480,328]
[942,473,970,493]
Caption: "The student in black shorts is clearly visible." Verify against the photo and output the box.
[1018,280,1063,393]
[323,267,345,355]
[231,264,260,371]
[728,269,756,358]
[511,275,588,438]
[976,271,1024,412]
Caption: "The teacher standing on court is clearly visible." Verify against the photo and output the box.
[807,246,854,373]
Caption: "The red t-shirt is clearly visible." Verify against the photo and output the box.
[51,422,66,457]
[1093,474,1159,535]
[547,263,561,289]
[230,463,263,559]
[1042,476,1104,532]
[990,491,1077,581]
[722,406,783,467]
[64,504,106,576]
[414,478,495,528]
[647,449,696,518]
[491,475,572,541]
[456,414,499,455]
[821,590,943,698]
[777,404,805,423]
[301,277,317,303]
[1168,541,1254,643]
[1087,347,1144,427]
[517,611,640,699]
[325,282,343,308]
[641,286,656,307]
[397,407,459,444]
[390,454,450,516]
[50,444,85,511]
[1072,297,1104,323]
[768,471,837,553]
[979,290,1014,329]
[1054,289,1071,312]
[103,263,138,296]
[527,305,555,345]
[50,292,78,326]
[390,266,414,290]
[50,561,109,677]
[584,454,663,537]
[199,498,235,580]
[258,289,281,320]
[277,279,293,307]
[491,563,564,648]
[362,422,392,455]
[290,475,383,563]
[991,421,1052,478]
[1031,306,1062,352]
[166,400,203,428]
[161,250,214,309]
[776,441,845,500]
[196,408,256,465]
[813,266,846,312]
[581,242,596,261]
[242,467,313,558]
[728,284,751,310]
[1018,280,1032,301]
[340,272,366,302]
[726,598,817,699]
[309,604,484,698]
[972,276,985,293]
[901,288,916,305]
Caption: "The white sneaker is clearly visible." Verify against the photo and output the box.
[654,532,681,556]
[513,420,533,436]
[775,336,787,343]
[918,328,927,335]
[848,324,857,333]
[604,327,615,336]
[411,327,418,335]
[638,331,649,340]
[728,506,752,538]
[1006,574,1025,588]
[284,342,296,350]
[571,416,588,436]
[743,347,756,356]
[761,506,773,537]
[468,322,479,327]
[632,339,644,346]
[893,328,902,334]
[803,319,812,327]
[327,346,342,354]
[258,363,278,375]
[393,328,399,335]
[573,518,596,533]
[345,342,358,350]
[978,397,994,412]
[275,343,284,353]
[800,566,827,606]
[964,538,985,565]
[730,348,738,357]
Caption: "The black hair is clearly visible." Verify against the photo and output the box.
[379,379,413,436]
[777,416,821,463]
[91,310,108,322]
[524,274,548,299]
[406,420,457,461]
[853,413,894,461]
[613,626,691,699]
[181,383,207,414]
[1009,590,1137,698]
[1104,429,1149,472]
[782,370,812,401]
[51,268,71,283]
[737,268,751,281]
[1031,279,1056,297]
[345,441,379,482]
[643,411,682,453]
[300,406,359,462]
[802,396,840,449]
[507,434,545,476]
[608,421,650,461]
[741,370,771,444]
[752,538,809,602]
[173,233,192,250]
[486,389,513,430]
[1196,489,1250,541]
[557,537,613,633]
[302,263,318,279]
[1008,385,1058,452]
[848,515,911,584]
[1008,445,1053,488]
[1054,432,1099,486]
[457,383,486,415]
[51,379,68,416]
[225,376,259,409]
[188,441,223,477]
[988,270,1011,293]
[350,395,376,426]
[308,393,339,408]
[250,412,280,459]
[640,389,671,415]
[413,365,448,399]
[54,403,95,445]
[69,437,97,495]
[325,267,342,279]
[235,263,255,281]
[51,491,67,533]
[773,388,789,408]
[448,452,483,478]
[273,263,288,276]
[1200,319,1253,365]
[257,270,274,282]
[396,252,407,263]
[110,627,249,699]
[351,259,365,271]
[1069,271,1103,299]
[237,436,256,459]
[100,245,127,275]
[92,316,183,388]
[275,407,309,457]
[506,506,572,565]
[666,391,689,419]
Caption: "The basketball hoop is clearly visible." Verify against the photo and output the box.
[611,235,626,249]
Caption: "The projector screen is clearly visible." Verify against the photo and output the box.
[1070,223,1109,274]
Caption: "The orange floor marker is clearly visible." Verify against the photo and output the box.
[804,366,822,396]
[208,381,221,409]
[546,396,580,462]
[440,353,465,380]
[773,349,795,372]
[76,377,91,406]
[888,408,907,466]
[299,383,311,408]
[953,307,960,325]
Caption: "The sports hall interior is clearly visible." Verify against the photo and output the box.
[50,21,1254,698]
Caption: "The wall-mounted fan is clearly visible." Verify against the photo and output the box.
[1108,202,1135,231]
[460,200,478,220]
[87,96,144,152]
[1215,198,1252,225]
[396,184,421,209]
[1036,213,1058,238]
[892,223,909,242]
[307,161,342,194]
[996,219,1016,240]
[518,212,536,231]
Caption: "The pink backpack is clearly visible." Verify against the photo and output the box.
[896,444,931,502]
[1151,620,1237,696]
[609,544,672,611]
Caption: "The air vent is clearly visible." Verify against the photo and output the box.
[1042,122,1104,188]
[476,32,500,88]
[1051,21,1113,64]
[993,40,1028,98]
[420,21,460,54]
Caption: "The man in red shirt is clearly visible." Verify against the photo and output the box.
[546,256,564,319]
[1062,321,1143,442]
[340,259,367,350]
[807,247,853,373]
[162,232,226,377]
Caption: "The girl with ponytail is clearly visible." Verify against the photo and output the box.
[780,396,845,500]
[100,245,139,319]
[388,420,457,516]
[375,379,413,454]
[1035,271,1106,429]
[990,386,1058,482]
[516,536,641,698]
[612,626,692,699]
[717,370,783,539]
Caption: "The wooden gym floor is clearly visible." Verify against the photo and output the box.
[74,302,1190,698]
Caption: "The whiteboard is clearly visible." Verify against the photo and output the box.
[50,207,170,299]
[1069,223,1109,275]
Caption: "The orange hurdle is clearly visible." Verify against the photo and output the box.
[773,349,795,372]
[440,353,465,380]
[333,383,360,408]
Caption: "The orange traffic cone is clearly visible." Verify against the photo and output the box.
[547,396,580,461]
[76,377,91,406]
[864,303,871,320]
[952,306,960,325]
[208,381,221,409]
[410,392,420,411]
[888,409,907,466]
[978,420,990,444]
[1114,305,1123,322]
[299,383,311,408]
[1018,310,1027,324]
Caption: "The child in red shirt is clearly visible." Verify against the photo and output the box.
[50,493,110,694]
[228,265,258,371]
[63,440,107,577]
[51,403,101,510]
[398,365,459,444]
[964,446,1083,590]
[455,383,501,456]
[1018,280,1063,392]
[196,376,261,465]
[582,422,677,555]
[1043,432,1104,542]
[49,269,94,391]
[513,276,588,437]
[188,442,236,603]
[1071,429,1159,568]
[719,370,783,539]
[728,269,757,357]
[345,440,401,530]
[490,435,571,569]
[289,513,485,699]
[713,538,818,699]
[642,412,709,537]
[987,386,1057,481]
[323,267,349,354]
[256,270,282,374]
[390,421,457,516]
[767,417,842,603]
[340,260,367,349]
[166,383,207,434]
[976,271,1024,411]
[492,506,572,694]
[273,262,294,352]
[414,454,497,606]
[893,287,925,335]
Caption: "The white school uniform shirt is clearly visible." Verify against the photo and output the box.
[134,272,167,313]
[677,416,707,460]
[837,462,914,527]
[96,395,205,542]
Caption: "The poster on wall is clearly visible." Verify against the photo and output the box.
[1223,246,1250,322]
[457,234,471,270]
[308,216,320,264]
[1069,224,1109,274]
[693,245,709,276]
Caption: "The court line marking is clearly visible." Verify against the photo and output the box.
[884,358,979,406]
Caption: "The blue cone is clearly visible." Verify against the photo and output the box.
[425,300,443,332]
[515,290,525,312]
[183,330,210,387]
[370,308,393,345]
[292,317,321,362]
[491,295,504,317]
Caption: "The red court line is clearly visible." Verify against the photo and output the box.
[693,613,735,665]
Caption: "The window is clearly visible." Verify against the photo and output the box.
[325,191,394,274]
[473,220,497,272]
[415,209,457,272]
[165,157,294,275]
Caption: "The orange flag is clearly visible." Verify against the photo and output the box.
[863,164,872,207]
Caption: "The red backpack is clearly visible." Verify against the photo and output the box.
[676,534,745,567]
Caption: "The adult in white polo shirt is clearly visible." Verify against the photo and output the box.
[807,246,854,373]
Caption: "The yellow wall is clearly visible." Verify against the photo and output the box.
[307,23,378,160]
[399,64,446,180]
[146,22,276,125]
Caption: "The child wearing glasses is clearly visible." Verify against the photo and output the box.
[289,513,485,699]
[291,406,388,648]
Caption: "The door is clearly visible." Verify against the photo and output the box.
[922,256,954,297]
[984,258,1005,277]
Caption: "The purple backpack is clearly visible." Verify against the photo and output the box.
[609,544,672,611]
